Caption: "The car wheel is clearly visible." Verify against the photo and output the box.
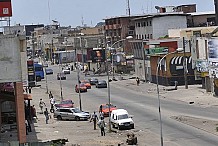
[112,123,115,128]
[75,116,80,121]
[118,125,121,130]
[57,116,62,120]
[131,124,134,129]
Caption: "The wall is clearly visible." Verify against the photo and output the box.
[153,15,187,39]
[0,35,23,83]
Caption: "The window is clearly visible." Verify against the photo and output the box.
[138,22,141,27]
[143,21,146,27]
[145,34,146,39]
[147,21,149,26]
[142,35,144,39]
[150,34,153,39]
[150,21,152,26]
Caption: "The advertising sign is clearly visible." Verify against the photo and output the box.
[208,38,218,62]
[0,0,12,17]
[148,47,168,55]
[91,48,105,62]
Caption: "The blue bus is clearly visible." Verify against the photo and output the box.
[34,63,44,81]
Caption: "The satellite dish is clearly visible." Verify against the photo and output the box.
[155,6,160,10]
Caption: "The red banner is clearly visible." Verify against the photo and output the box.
[0,0,12,17]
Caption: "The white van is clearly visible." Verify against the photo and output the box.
[110,109,134,130]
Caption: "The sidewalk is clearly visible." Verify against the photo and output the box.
[112,74,218,108]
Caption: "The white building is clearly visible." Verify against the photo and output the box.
[133,13,188,40]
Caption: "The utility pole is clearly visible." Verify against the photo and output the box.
[142,40,147,82]
[183,37,188,89]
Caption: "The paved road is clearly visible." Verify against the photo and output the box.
[33,64,218,146]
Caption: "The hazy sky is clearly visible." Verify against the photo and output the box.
[10,0,215,27]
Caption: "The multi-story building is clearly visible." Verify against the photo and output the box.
[0,34,28,143]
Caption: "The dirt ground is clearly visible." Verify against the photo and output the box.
[171,115,218,136]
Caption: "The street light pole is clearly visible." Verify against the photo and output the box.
[156,48,183,146]
[59,64,63,101]
[107,36,133,132]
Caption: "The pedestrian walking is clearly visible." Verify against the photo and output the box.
[39,98,46,114]
[49,91,53,99]
[97,117,105,136]
[136,77,140,86]
[44,108,49,124]
[90,111,98,130]
[93,68,95,74]
[50,96,55,113]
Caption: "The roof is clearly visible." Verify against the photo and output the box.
[188,11,215,16]
[132,12,189,21]
[112,109,128,114]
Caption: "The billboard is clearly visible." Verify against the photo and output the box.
[91,48,105,62]
[0,0,12,17]
[208,38,218,62]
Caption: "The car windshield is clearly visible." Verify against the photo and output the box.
[82,80,89,83]
[80,83,86,87]
[91,78,98,81]
[72,108,82,113]
[118,114,128,120]
[99,81,106,84]
[102,105,116,109]
[61,100,73,104]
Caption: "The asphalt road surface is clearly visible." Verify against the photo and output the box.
[43,64,218,146]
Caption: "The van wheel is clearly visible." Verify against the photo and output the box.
[57,116,62,120]
[75,116,80,121]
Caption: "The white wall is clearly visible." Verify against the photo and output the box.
[0,35,23,83]
[152,16,187,39]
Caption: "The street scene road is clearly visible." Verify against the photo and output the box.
[25,63,218,146]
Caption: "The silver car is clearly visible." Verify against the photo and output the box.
[54,107,90,121]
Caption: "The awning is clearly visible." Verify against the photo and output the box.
[171,56,192,65]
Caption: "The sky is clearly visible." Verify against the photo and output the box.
[9,0,215,27]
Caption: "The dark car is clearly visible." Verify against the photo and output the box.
[89,78,98,85]
[45,68,53,75]
[96,80,107,88]
[57,73,66,80]
[54,99,74,108]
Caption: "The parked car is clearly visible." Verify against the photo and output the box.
[54,99,74,108]
[62,68,70,74]
[89,78,98,85]
[96,80,107,88]
[80,80,91,89]
[54,107,90,121]
[57,73,66,80]
[99,104,117,117]
[0,82,14,93]
[110,109,134,130]
[75,83,87,93]
[45,68,53,75]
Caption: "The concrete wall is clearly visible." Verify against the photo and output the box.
[153,16,187,39]
[0,35,24,83]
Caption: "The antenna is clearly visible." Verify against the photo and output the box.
[81,15,84,27]
[126,0,130,16]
